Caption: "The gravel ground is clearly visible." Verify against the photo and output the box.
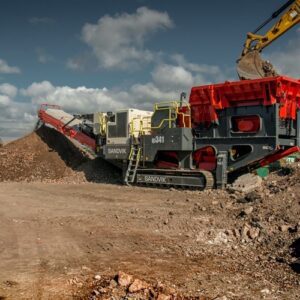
[0,128,299,299]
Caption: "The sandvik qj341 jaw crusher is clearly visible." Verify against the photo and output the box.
[38,76,300,189]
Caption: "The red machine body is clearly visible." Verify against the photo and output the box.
[190,76,300,174]
[190,76,300,126]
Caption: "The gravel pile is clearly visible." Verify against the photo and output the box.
[75,271,207,300]
[0,125,121,184]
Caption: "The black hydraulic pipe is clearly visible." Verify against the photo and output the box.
[180,92,186,108]
[62,116,77,129]
[253,0,295,33]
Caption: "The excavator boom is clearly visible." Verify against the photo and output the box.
[237,0,300,80]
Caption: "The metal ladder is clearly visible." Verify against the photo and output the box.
[124,143,141,185]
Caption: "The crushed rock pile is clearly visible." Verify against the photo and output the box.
[264,165,300,192]
[0,125,121,184]
[75,271,208,300]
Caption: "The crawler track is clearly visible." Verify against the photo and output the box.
[130,168,215,190]
[201,170,215,189]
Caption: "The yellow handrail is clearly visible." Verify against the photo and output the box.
[129,100,191,136]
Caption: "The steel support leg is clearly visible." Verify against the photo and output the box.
[216,151,228,189]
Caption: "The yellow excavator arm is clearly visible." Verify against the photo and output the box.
[237,0,300,80]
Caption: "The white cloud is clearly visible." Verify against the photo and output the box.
[22,81,127,113]
[0,84,36,139]
[21,81,55,97]
[0,106,36,139]
[172,54,221,75]
[20,78,178,118]
[0,59,21,74]
[171,54,232,84]
[130,82,178,108]
[0,83,17,108]
[0,83,18,97]
[81,7,173,69]
[267,30,300,78]
[152,64,194,90]
[21,76,185,115]
[0,95,11,106]
[144,56,234,100]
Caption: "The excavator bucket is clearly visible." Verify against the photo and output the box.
[237,50,277,80]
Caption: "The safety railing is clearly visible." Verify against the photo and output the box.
[129,116,152,136]
[94,112,107,136]
[129,100,191,136]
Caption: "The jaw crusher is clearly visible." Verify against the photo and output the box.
[38,76,300,189]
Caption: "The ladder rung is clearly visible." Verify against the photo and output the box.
[125,144,142,184]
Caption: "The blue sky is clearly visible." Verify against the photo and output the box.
[0,0,299,139]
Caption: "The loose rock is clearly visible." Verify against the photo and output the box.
[128,279,149,293]
[117,271,133,287]
[231,173,262,193]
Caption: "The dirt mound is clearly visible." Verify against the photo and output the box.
[0,126,121,183]
[75,157,122,184]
